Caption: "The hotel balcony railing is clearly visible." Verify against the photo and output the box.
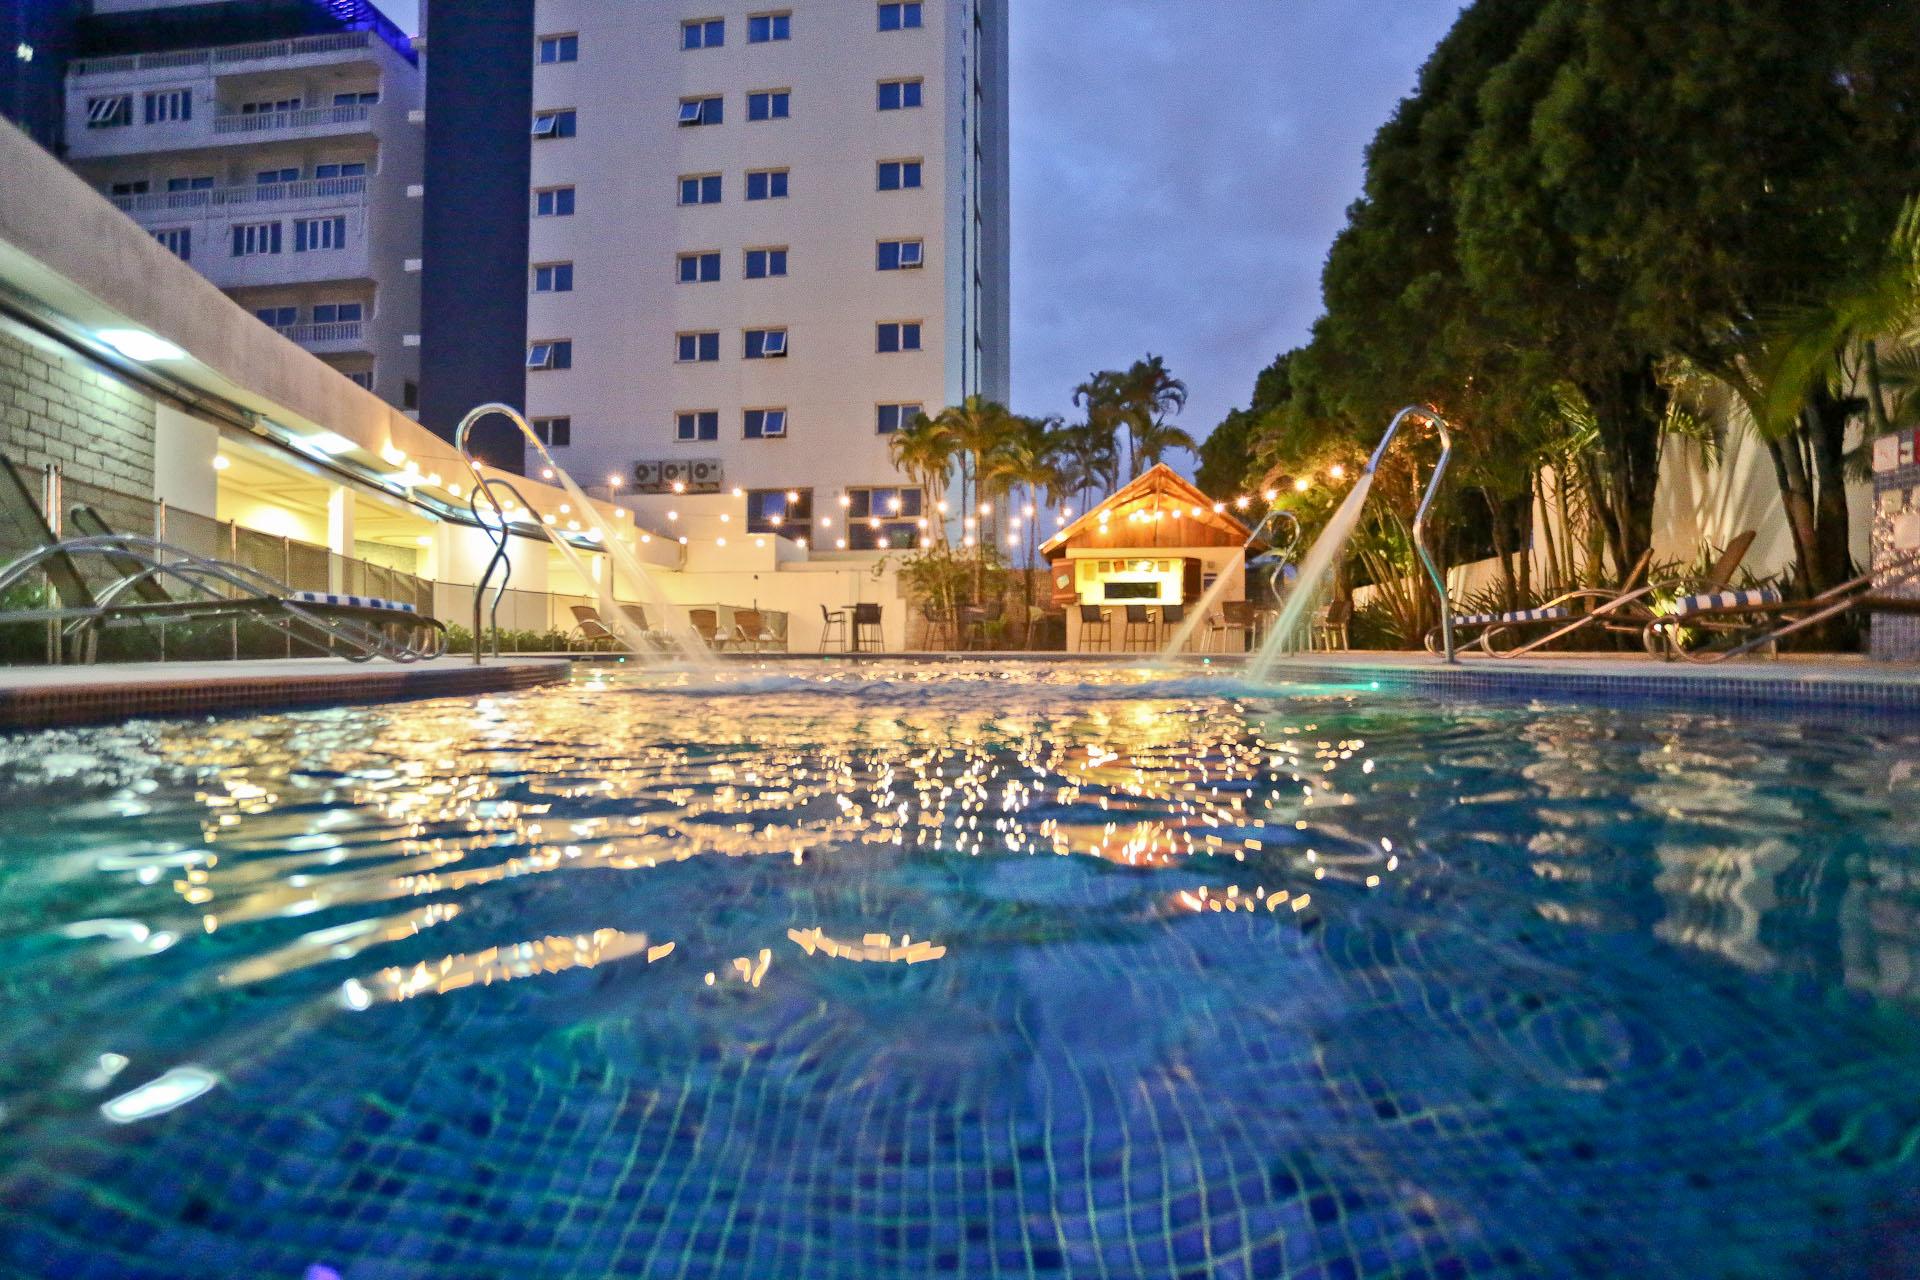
[275,321,366,346]
[212,103,372,136]
[110,175,369,216]
[71,31,375,78]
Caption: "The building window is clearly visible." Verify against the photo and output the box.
[677,251,722,284]
[527,340,573,370]
[231,222,282,256]
[744,247,788,279]
[314,162,367,180]
[294,216,347,252]
[144,88,191,124]
[533,416,572,447]
[876,321,922,353]
[347,369,375,390]
[166,175,214,194]
[152,226,191,261]
[747,488,810,533]
[877,239,924,270]
[256,167,299,186]
[745,168,788,201]
[332,91,378,106]
[536,186,575,216]
[676,410,719,442]
[86,95,132,128]
[240,97,300,115]
[878,159,923,191]
[744,408,788,439]
[748,11,791,42]
[877,79,923,111]
[679,173,722,205]
[255,305,297,328]
[533,261,574,292]
[876,402,922,434]
[110,181,149,197]
[532,109,577,138]
[878,2,923,31]
[847,486,922,549]
[677,96,723,126]
[747,89,790,121]
[676,332,720,363]
[313,302,364,324]
[682,18,725,49]
[537,33,578,63]
[744,328,788,359]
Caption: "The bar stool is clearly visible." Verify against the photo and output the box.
[819,603,849,651]
[1158,603,1186,651]
[1122,604,1155,651]
[1077,604,1112,651]
[853,602,884,652]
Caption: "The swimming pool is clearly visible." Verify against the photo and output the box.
[1,660,1917,1278]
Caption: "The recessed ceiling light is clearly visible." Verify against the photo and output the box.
[98,329,185,362]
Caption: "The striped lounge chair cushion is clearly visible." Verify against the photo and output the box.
[1666,587,1781,617]
[1452,606,1572,628]
[290,591,418,615]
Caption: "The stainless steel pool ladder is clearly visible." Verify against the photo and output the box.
[1367,405,1457,663]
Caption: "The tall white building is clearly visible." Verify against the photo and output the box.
[526,0,1008,548]
[60,2,424,413]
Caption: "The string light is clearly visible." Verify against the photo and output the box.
[1263,488,1278,502]
[1293,477,1311,493]
[1329,464,1346,480]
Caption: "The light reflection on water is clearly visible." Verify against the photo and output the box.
[0,661,1918,1278]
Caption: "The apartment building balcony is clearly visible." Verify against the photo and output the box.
[273,320,369,355]
[110,175,369,222]
[69,31,386,83]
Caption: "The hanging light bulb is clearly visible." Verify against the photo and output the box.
[1294,477,1311,493]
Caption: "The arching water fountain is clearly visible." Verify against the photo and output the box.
[454,402,712,667]
[1156,508,1301,658]
[1244,405,1455,681]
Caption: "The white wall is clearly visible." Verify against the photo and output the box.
[152,402,218,515]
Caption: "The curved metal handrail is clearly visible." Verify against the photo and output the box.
[1367,405,1456,663]
[465,474,538,660]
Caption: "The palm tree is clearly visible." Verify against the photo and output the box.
[1055,420,1119,509]
[926,396,1021,544]
[981,415,1066,644]
[888,411,960,545]
[1114,354,1189,479]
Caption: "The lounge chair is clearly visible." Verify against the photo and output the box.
[567,604,621,651]
[0,453,442,663]
[617,604,678,652]
[1646,547,1920,661]
[732,608,777,652]
[689,607,729,650]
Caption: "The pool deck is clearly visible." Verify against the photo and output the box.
[0,656,570,730]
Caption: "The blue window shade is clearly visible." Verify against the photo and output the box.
[879,2,922,31]
[678,253,721,283]
[257,168,299,185]
[680,175,722,205]
[744,409,787,439]
[877,79,922,110]
[538,34,577,62]
[676,411,719,442]
[536,187,575,216]
[683,18,724,48]
[534,263,574,292]
[746,170,788,201]
[312,303,363,324]
[878,160,922,190]
[745,248,788,279]
[877,322,921,353]
[255,306,296,327]
[748,90,789,121]
[877,240,922,270]
[677,333,720,362]
[876,403,922,434]
[748,13,790,42]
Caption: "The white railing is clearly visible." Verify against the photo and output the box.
[72,31,373,77]
[110,176,369,215]
[212,103,371,135]
[276,321,366,345]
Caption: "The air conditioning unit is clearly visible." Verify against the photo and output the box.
[631,459,724,493]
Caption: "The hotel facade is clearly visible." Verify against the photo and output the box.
[523,0,1009,548]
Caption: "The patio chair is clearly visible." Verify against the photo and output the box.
[1645,546,1920,661]
[818,603,849,652]
[1121,604,1155,651]
[616,603,676,652]
[1311,600,1352,651]
[567,604,621,652]
[733,608,776,653]
[960,601,1005,650]
[1465,535,1754,658]
[689,608,729,650]
[1077,604,1112,651]
[0,455,440,663]
[852,602,884,652]
[1203,600,1255,653]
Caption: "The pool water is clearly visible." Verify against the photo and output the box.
[1,661,1918,1278]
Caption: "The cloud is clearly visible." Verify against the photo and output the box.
[1008,0,1468,456]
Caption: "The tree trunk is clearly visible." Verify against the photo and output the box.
[1805,384,1853,592]
[1583,359,1666,584]
[1762,432,1817,598]
[1485,488,1516,613]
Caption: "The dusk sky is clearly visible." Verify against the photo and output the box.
[393,0,1469,453]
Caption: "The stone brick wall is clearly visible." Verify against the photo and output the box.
[0,326,157,534]
[1870,430,1920,661]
